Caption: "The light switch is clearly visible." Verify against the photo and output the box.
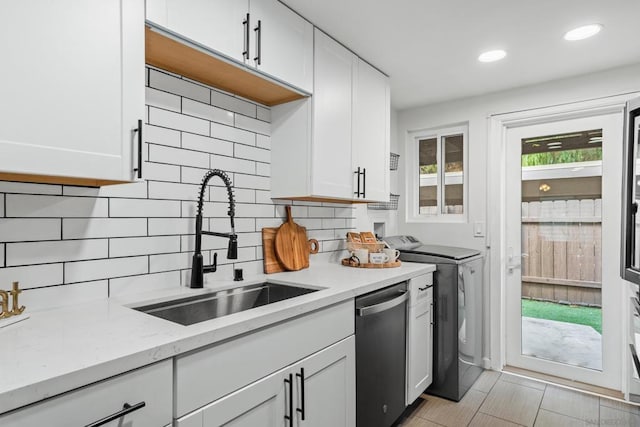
[474,221,485,237]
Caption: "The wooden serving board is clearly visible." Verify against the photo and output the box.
[274,206,310,271]
[263,227,319,274]
[341,258,402,269]
[262,227,287,274]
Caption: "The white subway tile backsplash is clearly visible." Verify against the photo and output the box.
[22,280,108,313]
[211,217,254,233]
[6,239,108,266]
[236,203,274,218]
[149,69,210,104]
[257,106,271,122]
[110,199,181,218]
[256,163,270,177]
[234,144,270,163]
[149,252,191,273]
[110,271,181,298]
[211,90,257,118]
[235,114,271,136]
[149,107,209,136]
[145,87,181,112]
[65,256,148,283]
[0,264,63,289]
[99,182,148,199]
[0,182,62,195]
[308,207,334,218]
[148,181,205,201]
[149,144,209,169]
[148,218,195,236]
[322,218,346,229]
[276,205,307,219]
[63,218,147,239]
[210,154,255,175]
[145,124,181,148]
[0,66,354,302]
[211,122,256,146]
[110,236,180,257]
[182,98,234,125]
[256,134,271,149]
[5,194,108,218]
[234,174,270,191]
[143,162,181,182]
[0,218,60,242]
[182,133,234,156]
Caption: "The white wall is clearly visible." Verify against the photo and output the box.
[395,62,640,250]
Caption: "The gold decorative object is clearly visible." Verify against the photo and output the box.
[0,282,25,319]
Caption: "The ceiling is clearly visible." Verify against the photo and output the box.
[281,0,640,110]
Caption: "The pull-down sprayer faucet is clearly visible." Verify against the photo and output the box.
[190,169,237,288]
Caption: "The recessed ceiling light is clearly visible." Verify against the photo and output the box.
[564,24,602,41]
[478,50,506,63]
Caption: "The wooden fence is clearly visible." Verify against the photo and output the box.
[521,199,602,306]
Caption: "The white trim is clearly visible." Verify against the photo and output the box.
[405,123,469,223]
[488,92,639,391]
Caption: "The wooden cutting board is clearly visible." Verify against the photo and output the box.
[262,227,287,274]
[262,226,319,274]
[274,206,313,271]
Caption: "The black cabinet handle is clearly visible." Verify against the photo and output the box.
[242,13,250,60]
[354,167,361,197]
[296,368,306,420]
[418,285,433,291]
[362,168,366,198]
[133,119,142,179]
[85,401,145,427]
[254,20,262,65]
[284,373,293,427]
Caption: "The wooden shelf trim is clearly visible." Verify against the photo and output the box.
[145,26,307,107]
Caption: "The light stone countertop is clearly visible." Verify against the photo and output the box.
[0,260,435,414]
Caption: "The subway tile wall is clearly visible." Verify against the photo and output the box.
[0,67,354,311]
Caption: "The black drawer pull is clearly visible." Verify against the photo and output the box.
[133,119,142,179]
[418,285,433,291]
[296,368,306,420]
[85,401,145,427]
[284,373,293,427]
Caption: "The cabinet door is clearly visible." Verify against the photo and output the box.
[249,0,313,93]
[0,0,144,183]
[164,0,248,63]
[180,365,289,427]
[311,29,355,200]
[292,336,356,427]
[0,361,172,427]
[352,58,390,202]
[407,300,433,405]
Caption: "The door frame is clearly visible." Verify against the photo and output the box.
[487,93,637,391]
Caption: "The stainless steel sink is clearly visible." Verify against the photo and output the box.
[133,282,318,326]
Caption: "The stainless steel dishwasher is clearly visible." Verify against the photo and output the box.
[355,282,408,427]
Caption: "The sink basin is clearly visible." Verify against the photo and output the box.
[133,282,318,326]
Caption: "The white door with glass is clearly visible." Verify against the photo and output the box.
[504,112,623,390]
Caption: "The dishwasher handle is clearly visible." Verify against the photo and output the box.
[357,291,408,317]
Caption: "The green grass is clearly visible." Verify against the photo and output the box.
[521,299,602,334]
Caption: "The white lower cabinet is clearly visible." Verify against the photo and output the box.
[0,360,172,427]
[406,273,434,405]
[177,336,355,427]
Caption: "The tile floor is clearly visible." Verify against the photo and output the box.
[397,371,640,426]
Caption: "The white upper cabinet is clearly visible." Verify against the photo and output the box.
[249,0,313,93]
[311,30,356,200]
[352,58,391,202]
[271,29,390,203]
[146,0,313,93]
[0,0,145,185]
[166,0,248,63]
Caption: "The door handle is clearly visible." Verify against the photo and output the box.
[85,402,145,427]
[253,20,262,65]
[132,119,142,179]
[284,373,293,427]
[242,13,250,60]
[296,368,306,420]
[357,291,407,316]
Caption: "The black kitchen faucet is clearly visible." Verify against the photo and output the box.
[190,169,238,288]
